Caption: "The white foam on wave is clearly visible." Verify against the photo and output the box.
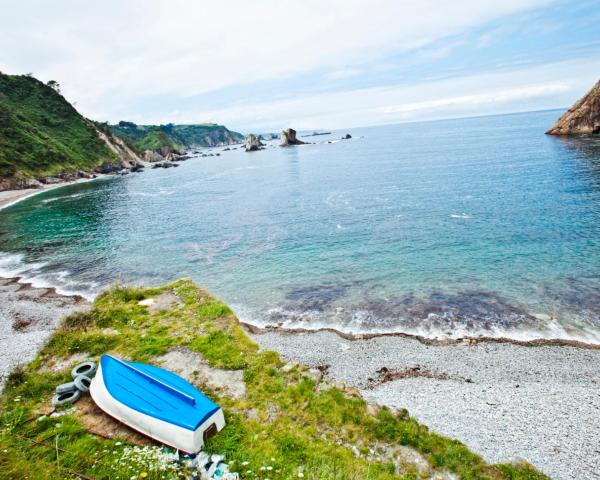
[232,302,600,345]
[132,189,175,198]
[41,191,89,204]
[0,252,100,301]
[450,213,471,219]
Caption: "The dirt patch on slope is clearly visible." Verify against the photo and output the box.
[153,347,246,399]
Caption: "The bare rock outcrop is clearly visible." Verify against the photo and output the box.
[143,150,164,163]
[245,134,264,152]
[94,126,143,169]
[546,79,600,135]
[280,128,307,146]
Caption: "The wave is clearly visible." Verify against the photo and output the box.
[41,191,90,204]
[3,247,599,345]
[235,304,600,345]
[231,286,600,345]
[132,189,175,197]
[0,252,100,301]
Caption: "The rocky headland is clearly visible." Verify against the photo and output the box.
[546,78,600,135]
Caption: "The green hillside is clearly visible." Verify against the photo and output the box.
[109,121,244,152]
[0,73,115,179]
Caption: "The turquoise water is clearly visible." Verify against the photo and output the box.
[2,110,600,342]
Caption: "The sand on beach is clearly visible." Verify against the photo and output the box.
[0,176,106,211]
[0,187,48,210]
[250,328,600,480]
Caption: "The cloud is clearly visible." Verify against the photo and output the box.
[0,0,554,120]
[325,68,363,81]
[381,83,570,115]
[162,57,599,131]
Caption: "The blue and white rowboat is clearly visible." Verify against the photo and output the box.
[90,354,225,453]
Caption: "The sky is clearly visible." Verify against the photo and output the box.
[1,0,599,132]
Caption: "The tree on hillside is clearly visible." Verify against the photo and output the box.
[46,80,61,93]
[118,120,137,129]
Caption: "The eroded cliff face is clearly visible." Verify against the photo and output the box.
[546,79,600,135]
[94,127,143,170]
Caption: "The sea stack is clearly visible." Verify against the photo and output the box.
[244,134,264,152]
[546,79,600,135]
[280,128,306,146]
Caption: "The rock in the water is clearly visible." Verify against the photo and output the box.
[245,134,264,152]
[341,133,352,139]
[151,162,178,169]
[280,128,307,146]
[546,79,600,135]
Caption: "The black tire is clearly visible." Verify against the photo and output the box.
[71,362,97,379]
[52,389,81,407]
[55,381,77,394]
[74,375,91,393]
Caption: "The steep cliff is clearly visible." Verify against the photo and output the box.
[546,79,600,135]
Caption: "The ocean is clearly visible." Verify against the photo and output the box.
[2,109,600,342]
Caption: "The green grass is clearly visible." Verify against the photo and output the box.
[0,73,116,179]
[0,280,549,479]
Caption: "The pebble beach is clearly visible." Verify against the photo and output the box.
[0,276,88,387]
[251,329,600,480]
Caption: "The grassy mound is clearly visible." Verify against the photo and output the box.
[0,280,548,479]
[0,73,115,179]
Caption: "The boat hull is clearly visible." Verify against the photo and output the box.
[90,360,225,453]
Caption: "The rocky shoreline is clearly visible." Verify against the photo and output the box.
[0,275,89,387]
[250,328,600,480]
